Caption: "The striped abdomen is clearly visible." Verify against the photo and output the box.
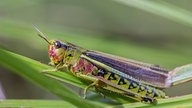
[96,69,166,99]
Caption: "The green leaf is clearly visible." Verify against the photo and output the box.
[114,94,192,108]
[0,100,76,108]
[113,0,192,27]
[0,48,105,108]
[1,48,192,107]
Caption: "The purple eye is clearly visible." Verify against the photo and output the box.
[54,41,61,48]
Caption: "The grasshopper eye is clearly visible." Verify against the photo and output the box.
[54,41,61,48]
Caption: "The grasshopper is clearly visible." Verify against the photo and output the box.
[33,25,192,104]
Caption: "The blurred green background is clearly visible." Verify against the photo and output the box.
[0,0,192,100]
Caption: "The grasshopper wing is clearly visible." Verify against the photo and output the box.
[81,50,170,88]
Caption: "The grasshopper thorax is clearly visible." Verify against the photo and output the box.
[48,40,67,65]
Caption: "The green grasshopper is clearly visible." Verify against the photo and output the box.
[33,25,192,104]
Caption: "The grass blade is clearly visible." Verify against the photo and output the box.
[0,48,104,108]
[0,100,76,108]
[114,94,192,108]
[113,0,192,27]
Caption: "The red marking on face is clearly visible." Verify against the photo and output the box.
[48,45,54,57]
[48,45,59,63]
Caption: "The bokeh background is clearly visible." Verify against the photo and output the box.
[0,0,192,100]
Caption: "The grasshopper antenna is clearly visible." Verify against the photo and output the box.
[32,24,50,44]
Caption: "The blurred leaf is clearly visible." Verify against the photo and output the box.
[114,94,192,108]
[114,0,192,27]
[0,100,76,108]
[1,94,192,108]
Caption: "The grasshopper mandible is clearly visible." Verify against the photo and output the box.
[33,25,192,104]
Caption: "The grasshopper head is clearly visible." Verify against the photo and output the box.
[33,24,67,65]
[48,40,67,65]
